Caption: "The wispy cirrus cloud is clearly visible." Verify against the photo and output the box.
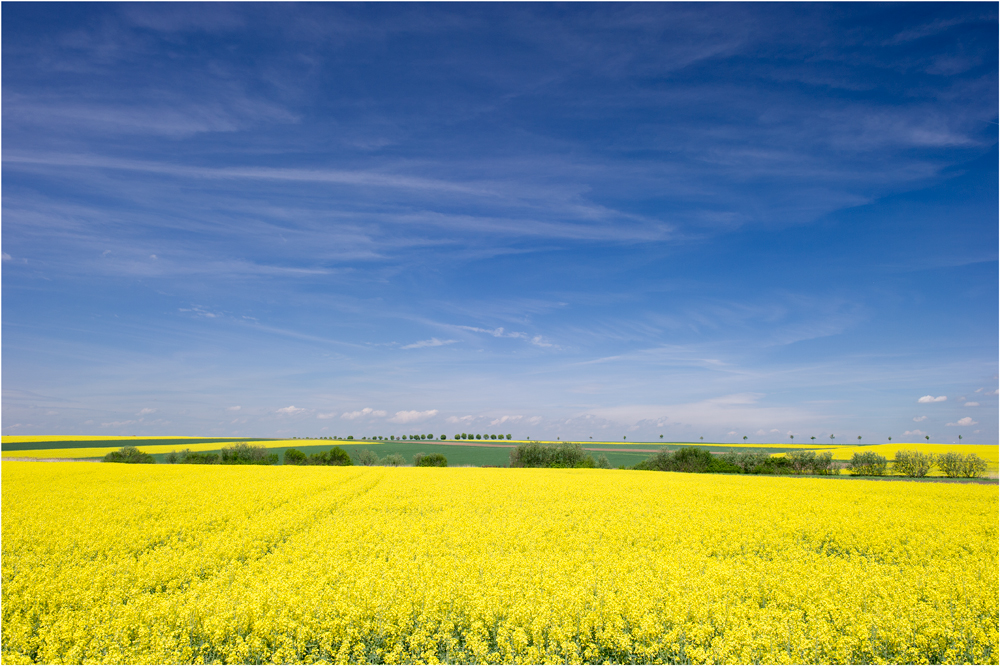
[401,338,458,350]
[389,409,438,424]
[340,407,387,420]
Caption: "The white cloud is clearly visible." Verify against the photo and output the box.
[974,429,981,434]
[992,389,1000,396]
[150,254,158,260]
[584,393,815,430]
[446,415,476,424]
[975,388,983,393]
[964,402,980,407]
[912,415,927,422]
[917,395,947,403]
[530,335,553,348]
[755,429,767,435]
[317,412,338,419]
[84,420,94,425]
[389,409,438,424]
[401,338,458,350]
[769,428,780,433]
[226,405,241,411]
[1,253,11,261]
[136,407,157,416]
[727,431,738,435]
[527,416,543,425]
[903,429,926,437]
[946,417,977,427]
[490,415,523,426]
[340,407,387,420]
[277,405,306,415]
[101,420,136,427]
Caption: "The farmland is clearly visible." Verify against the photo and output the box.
[4,436,994,474]
[2,462,997,664]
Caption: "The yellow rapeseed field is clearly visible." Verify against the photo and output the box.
[2,463,997,664]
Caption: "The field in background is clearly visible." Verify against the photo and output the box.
[3,437,995,474]
[3,462,996,664]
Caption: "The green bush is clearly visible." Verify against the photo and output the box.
[893,450,935,477]
[635,447,740,474]
[220,443,278,466]
[811,451,837,475]
[846,451,887,476]
[178,450,219,464]
[508,442,595,468]
[786,450,816,474]
[102,446,155,464]
[381,453,406,467]
[305,447,352,466]
[284,448,306,465]
[938,451,987,478]
[719,450,773,474]
[355,449,380,466]
[595,454,611,469]
[414,452,447,467]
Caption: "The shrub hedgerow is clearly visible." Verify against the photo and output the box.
[102,446,155,464]
[893,450,935,477]
[508,442,595,468]
[846,451,887,476]
[938,451,988,478]
[414,453,448,467]
[220,443,278,466]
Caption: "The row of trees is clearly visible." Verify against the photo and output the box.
[457,433,512,441]
[847,450,987,478]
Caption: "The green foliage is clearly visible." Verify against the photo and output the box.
[893,450,935,477]
[356,449,380,466]
[102,446,155,464]
[938,451,987,478]
[635,446,741,474]
[595,454,611,469]
[786,450,815,474]
[175,450,219,464]
[719,450,770,474]
[220,443,279,466]
[811,451,837,475]
[299,447,352,466]
[381,453,406,467]
[283,448,306,465]
[846,451,887,476]
[414,452,448,467]
[508,442,596,468]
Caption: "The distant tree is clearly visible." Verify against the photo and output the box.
[789,435,794,441]
[476,434,481,440]
[925,435,930,441]
[427,434,433,440]
[888,436,892,441]
[490,434,497,440]
[440,435,446,440]
[660,434,663,439]
[506,434,511,440]
[455,434,461,440]
[700,436,704,441]
[810,436,816,441]
[959,434,963,443]
[857,436,862,444]
[743,435,748,442]
[830,434,835,441]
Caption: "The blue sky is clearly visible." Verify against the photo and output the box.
[2,3,997,443]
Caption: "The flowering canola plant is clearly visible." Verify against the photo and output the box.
[2,463,997,664]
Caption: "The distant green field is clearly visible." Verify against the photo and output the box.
[143,441,652,468]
